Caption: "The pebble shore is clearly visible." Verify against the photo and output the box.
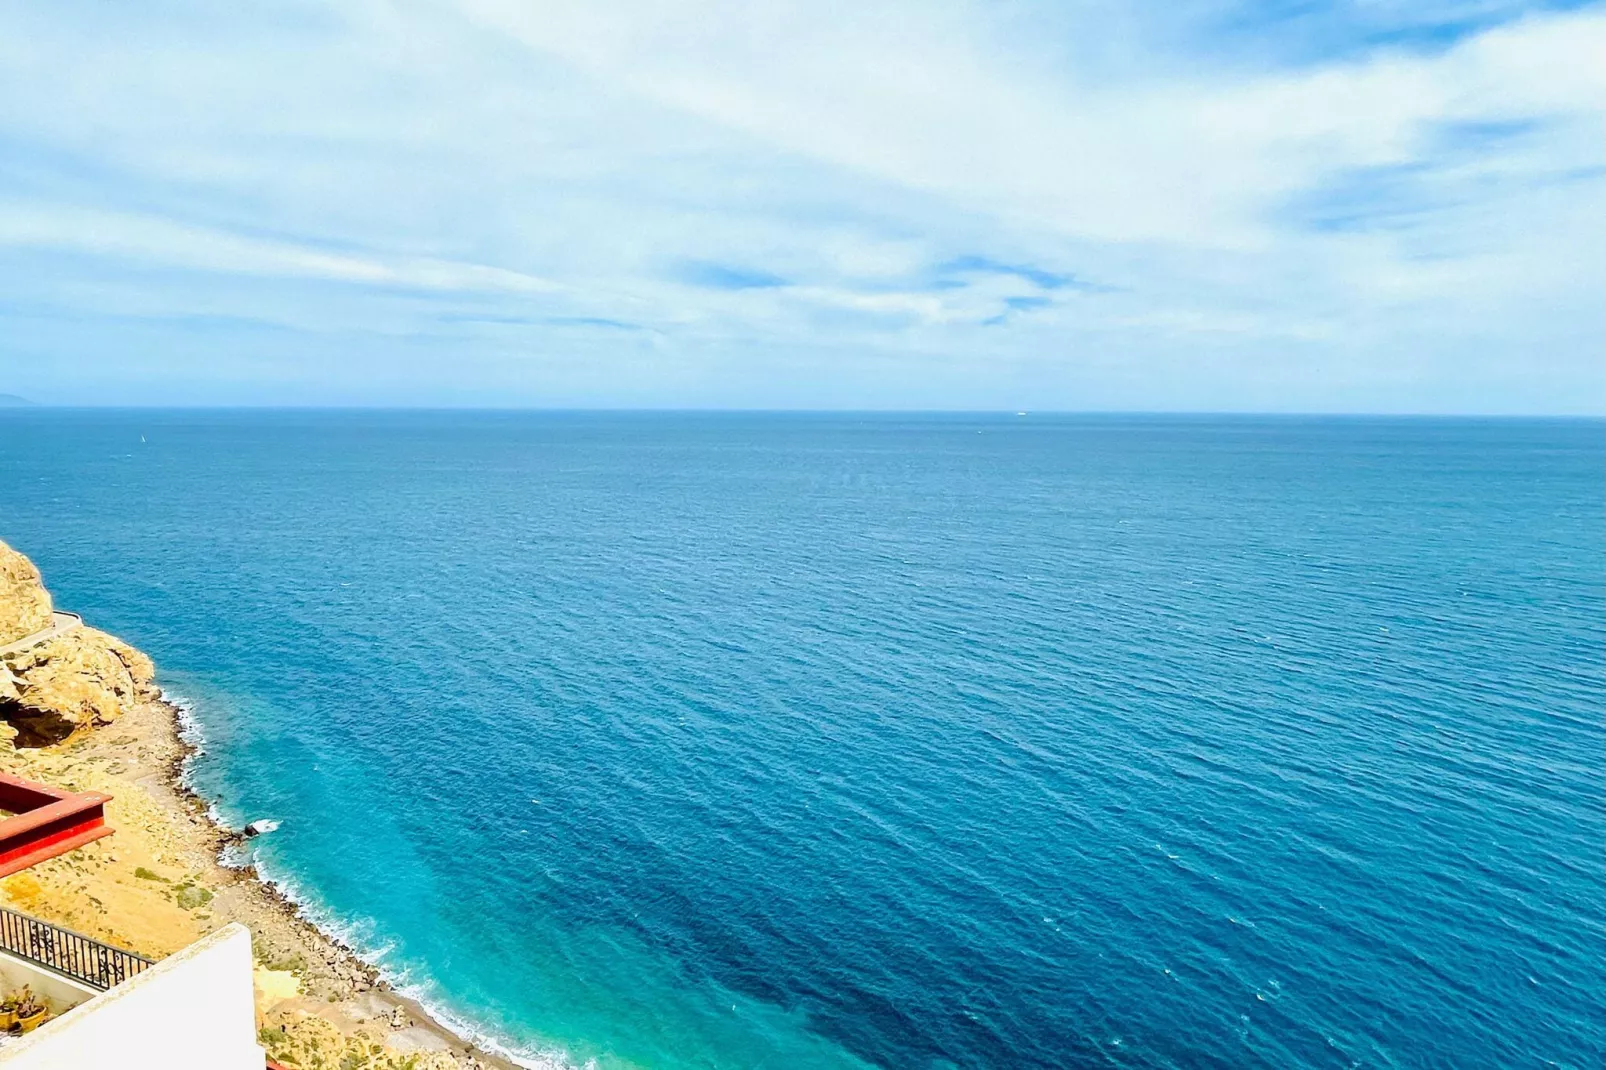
[0,690,520,1069]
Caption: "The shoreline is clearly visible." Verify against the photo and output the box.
[162,689,556,1070]
[155,688,535,1070]
[0,683,532,1069]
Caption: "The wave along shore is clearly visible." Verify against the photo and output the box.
[0,538,533,1070]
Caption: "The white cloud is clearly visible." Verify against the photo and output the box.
[456,0,1606,247]
[0,0,1600,409]
[0,205,570,295]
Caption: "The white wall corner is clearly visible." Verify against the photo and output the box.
[0,922,266,1069]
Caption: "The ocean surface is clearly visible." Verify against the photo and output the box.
[1,410,1601,1069]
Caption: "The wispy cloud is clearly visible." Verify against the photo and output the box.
[0,204,568,295]
[0,0,1600,409]
[937,257,1086,292]
[679,262,790,291]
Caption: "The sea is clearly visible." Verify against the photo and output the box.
[1,410,1601,1069]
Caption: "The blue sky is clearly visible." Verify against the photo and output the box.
[0,0,1601,411]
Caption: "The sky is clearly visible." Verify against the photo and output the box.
[0,0,1602,412]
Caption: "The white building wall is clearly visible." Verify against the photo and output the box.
[0,949,99,1013]
[0,923,266,1070]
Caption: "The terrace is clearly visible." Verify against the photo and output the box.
[0,771,269,1068]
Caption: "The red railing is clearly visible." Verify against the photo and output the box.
[0,772,113,877]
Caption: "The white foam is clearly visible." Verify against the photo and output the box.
[162,688,232,832]
[259,860,586,1069]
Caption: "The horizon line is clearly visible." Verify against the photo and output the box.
[2,403,1602,421]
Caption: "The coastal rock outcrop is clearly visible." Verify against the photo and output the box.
[0,540,53,645]
[0,539,159,745]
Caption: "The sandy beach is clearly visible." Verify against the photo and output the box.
[0,679,522,1069]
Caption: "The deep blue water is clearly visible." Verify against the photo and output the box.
[1,411,1601,1069]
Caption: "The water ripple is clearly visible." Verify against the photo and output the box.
[2,411,1601,1069]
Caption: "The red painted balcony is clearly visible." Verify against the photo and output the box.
[0,771,113,877]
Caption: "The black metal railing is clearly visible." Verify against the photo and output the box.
[0,906,153,990]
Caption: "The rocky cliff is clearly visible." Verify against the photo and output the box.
[0,539,159,745]
[0,541,53,645]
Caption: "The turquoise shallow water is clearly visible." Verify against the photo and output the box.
[1,411,1602,1068]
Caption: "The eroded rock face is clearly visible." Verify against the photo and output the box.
[3,627,160,744]
[0,541,53,645]
[0,539,159,746]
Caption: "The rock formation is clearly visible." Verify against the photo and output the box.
[0,539,158,745]
[0,541,53,645]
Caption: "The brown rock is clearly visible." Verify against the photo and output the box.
[0,540,53,645]
[0,539,160,746]
[99,630,157,689]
